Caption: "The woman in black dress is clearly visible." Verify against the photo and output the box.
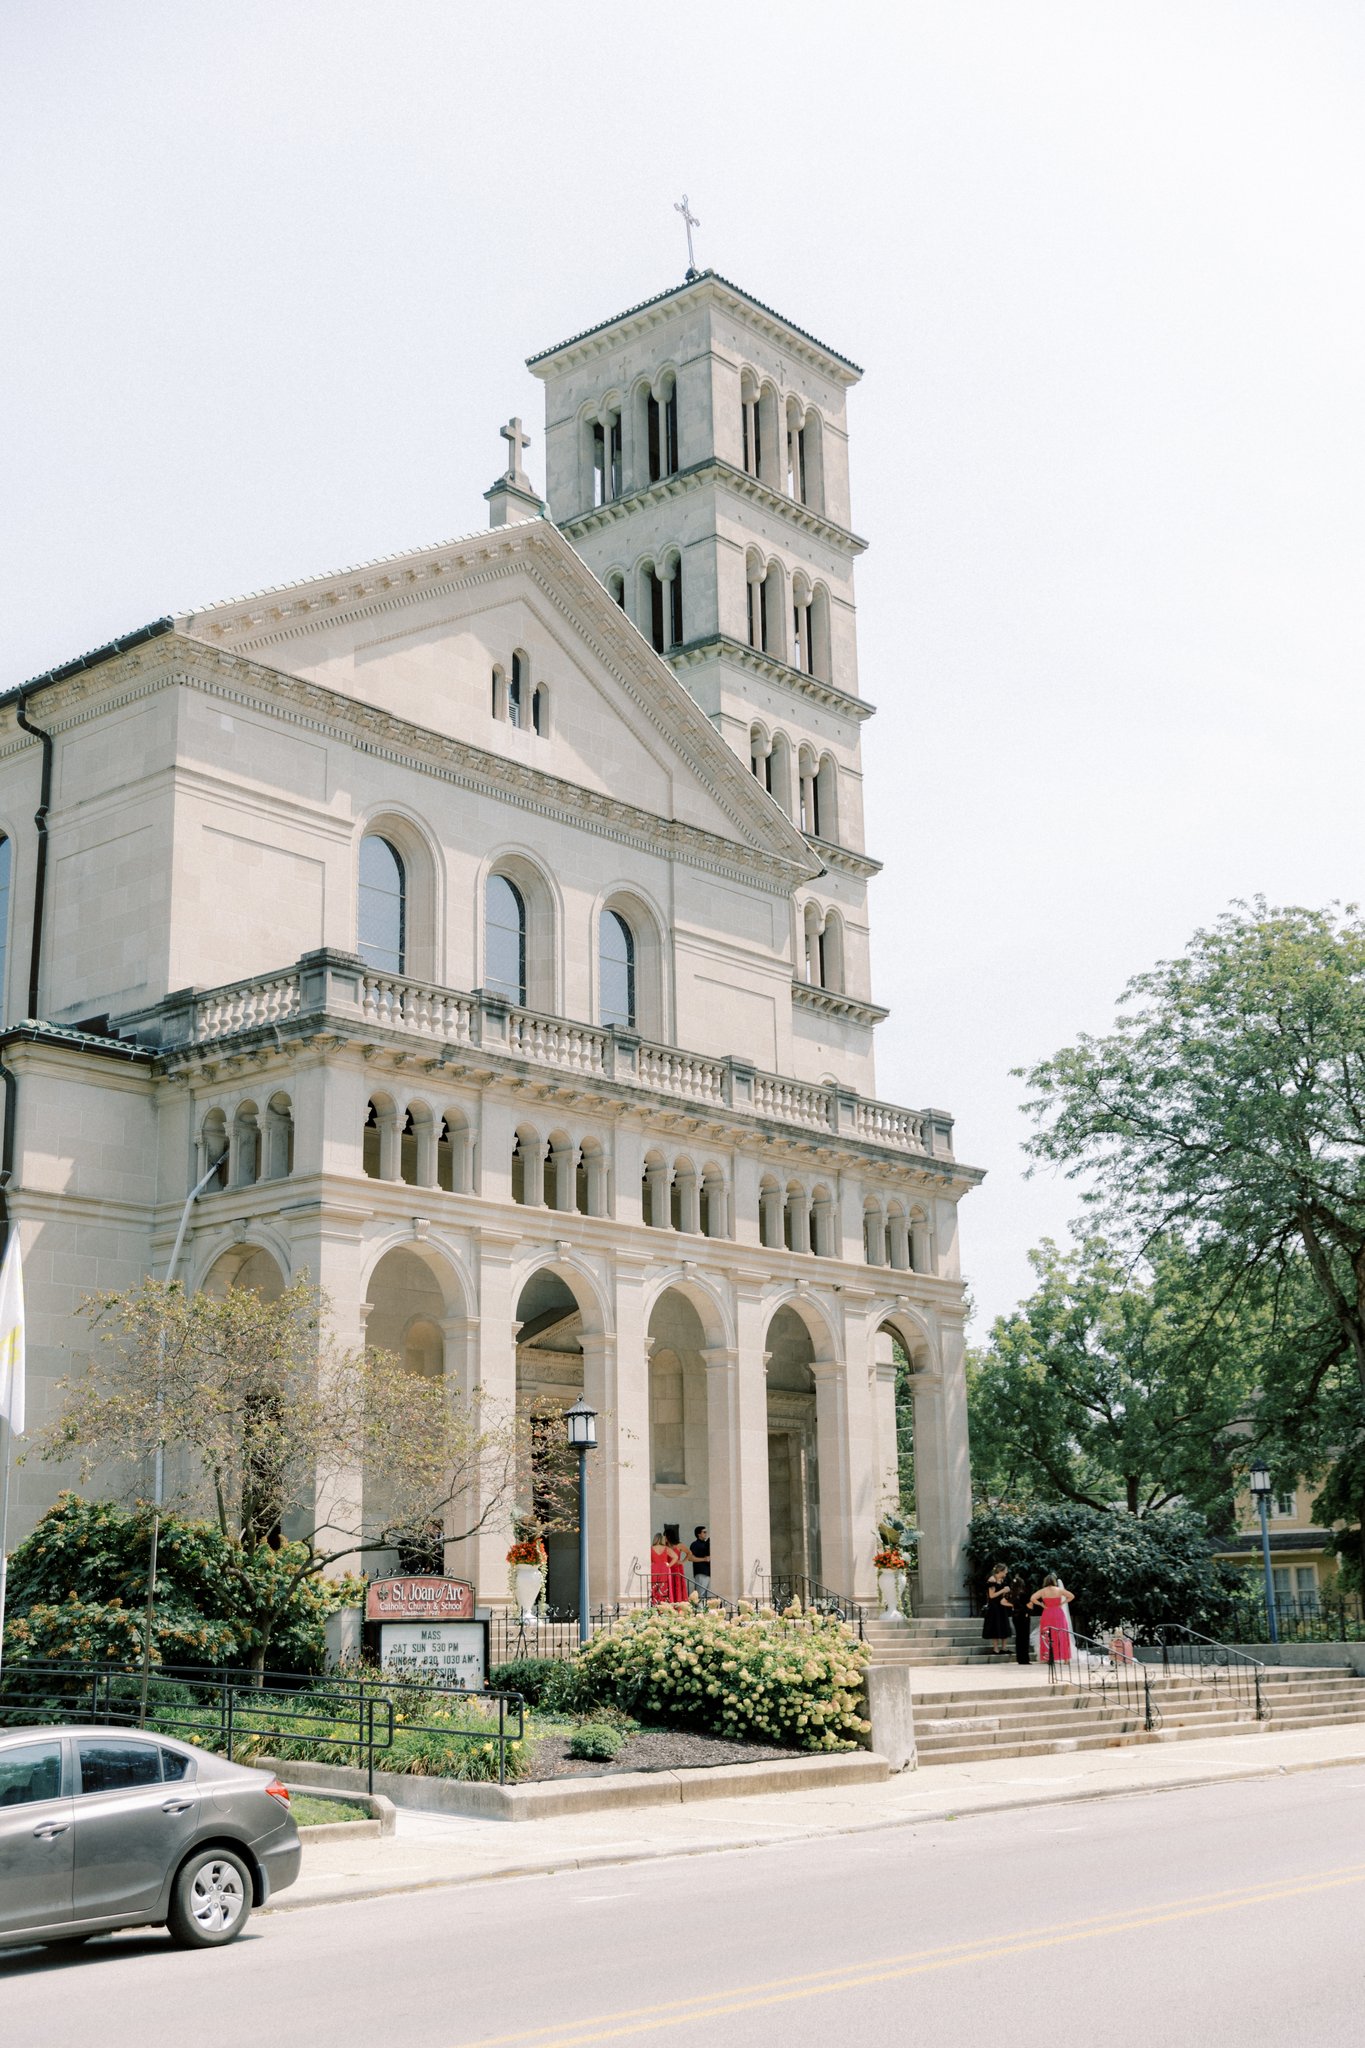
[982,1562,1012,1655]
[1005,1575,1032,1664]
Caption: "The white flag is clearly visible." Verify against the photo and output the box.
[0,1232,25,1436]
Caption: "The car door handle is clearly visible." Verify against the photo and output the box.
[161,1799,193,1814]
[32,1822,69,1840]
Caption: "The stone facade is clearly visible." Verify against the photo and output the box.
[0,271,982,1613]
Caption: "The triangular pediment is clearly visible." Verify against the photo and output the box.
[175,520,818,878]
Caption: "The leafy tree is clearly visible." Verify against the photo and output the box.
[36,1276,532,1671]
[3,1494,354,1673]
[1021,901,1365,1403]
[965,1502,1241,1637]
[967,1235,1259,1522]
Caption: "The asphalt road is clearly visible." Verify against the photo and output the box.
[6,1771,1365,2048]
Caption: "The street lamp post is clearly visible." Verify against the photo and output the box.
[566,1395,597,1647]
[1250,1459,1279,1645]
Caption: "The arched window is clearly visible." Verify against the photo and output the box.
[600,909,636,1029]
[0,835,11,1026]
[486,873,527,1004]
[358,835,405,974]
[531,684,548,737]
[507,652,526,729]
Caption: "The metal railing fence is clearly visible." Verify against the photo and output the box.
[0,1659,525,1791]
[1150,1623,1265,1720]
[1043,1627,1161,1731]
[1228,1590,1365,1644]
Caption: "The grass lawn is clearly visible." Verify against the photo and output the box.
[288,1792,373,1827]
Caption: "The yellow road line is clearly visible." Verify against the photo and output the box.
[448,1861,1365,2048]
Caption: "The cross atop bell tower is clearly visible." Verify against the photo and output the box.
[484,415,545,528]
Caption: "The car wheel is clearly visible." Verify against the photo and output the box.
[167,1849,253,1948]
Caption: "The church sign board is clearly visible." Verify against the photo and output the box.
[365,1576,475,1623]
[365,1576,485,1690]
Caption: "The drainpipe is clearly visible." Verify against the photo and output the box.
[14,691,53,1023]
[0,695,53,1248]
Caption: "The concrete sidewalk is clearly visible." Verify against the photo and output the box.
[264,1719,1365,1915]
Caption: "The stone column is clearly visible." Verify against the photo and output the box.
[646,1159,671,1230]
[551,1141,576,1215]
[519,1132,547,1209]
[872,1329,901,1518]
[287,1201,371,1579]
[676,1168,701,1236]
[703,1281,771,1600]
[595,1252,652,1604]
[788,1187,811,1256]
[911,1315,972,1616]
[469,1231,521,1607]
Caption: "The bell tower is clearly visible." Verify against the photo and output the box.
[528,270,885,1092]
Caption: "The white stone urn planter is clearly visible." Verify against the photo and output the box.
[514,1565,544,1624]
[877,1569,907,1620]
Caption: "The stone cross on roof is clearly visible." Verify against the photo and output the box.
[674,194,701,280]
[500,416,532,487]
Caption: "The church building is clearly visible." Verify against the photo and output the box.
[0,268,982,1616]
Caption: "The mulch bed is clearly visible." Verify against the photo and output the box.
[527,1729,806,1780]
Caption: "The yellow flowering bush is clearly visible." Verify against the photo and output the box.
[575,1605,870,1752]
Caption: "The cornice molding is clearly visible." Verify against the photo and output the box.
[557,458,867,558]
[806,835,881,880]
[526,272,862,387]
[669,637,876,724]
[790,981,889,1028]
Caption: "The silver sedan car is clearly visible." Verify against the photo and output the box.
[0,1724,301,1951]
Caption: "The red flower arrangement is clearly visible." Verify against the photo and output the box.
[507,1538,547,1567]
[873,1548,907,1571]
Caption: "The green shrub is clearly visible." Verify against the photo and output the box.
[575,1605,869,1751]
[567,1722,624,1761]
[966,1503,1242,1637]
[2,1495,357,1674]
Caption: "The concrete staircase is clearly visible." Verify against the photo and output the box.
[862,1615,997,1667]
[910,1666,1365,1766]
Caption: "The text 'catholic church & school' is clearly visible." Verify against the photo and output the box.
[0,263,983,1616]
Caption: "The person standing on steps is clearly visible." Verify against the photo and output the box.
[1005,1574,1032,1664]
[1029,1572,1075,1664]
[690,1526,711,1603]
[982,1562,1012,1655]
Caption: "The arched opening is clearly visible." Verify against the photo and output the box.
[863,1197,888,1267]
[531,683,549,738]
[762,560,786,658]
[670,1156,701,1236]
[199,1108,229,1191]
[815,754,839,842]
[809,585,833,682]
[364,1094,399,1181]
[647,372,679,482]
[766,1305,820,1587]
[507,651,528,730]
[485,873,527,1005]
[200,1243,291,1546]
[875,1322,916,1601]
[768,730,793,817]
[263,1093,294,1181]
[782,1180,811,1254]
[546,1130,576,1213]
[358,834,406,975]
[821,911,846,994]
[515,1268,586,1613]
[364,1247,451,1574]
[401,1102,438,1188]
[746,550,766,652]
[798,408,825,511]
[756,382,782,488]
[231,1102,260,1188]
[749,721,771,787]
[646,1289,711,1595]
[599,908,635,1029]
[758,1175,784,1249]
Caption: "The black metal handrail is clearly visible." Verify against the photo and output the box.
[1151,1623,1265,1721]
[1046,1628,1161,1731]
[756,1574,869,1638]
[0,1659,525,1791]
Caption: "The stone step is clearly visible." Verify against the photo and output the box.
[918,1711,1365,1767]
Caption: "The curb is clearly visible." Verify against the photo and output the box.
[260,1746,1365,1915]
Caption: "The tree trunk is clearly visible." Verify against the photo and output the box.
[1126,1474,1139,1515]
[248,1641,266,1687]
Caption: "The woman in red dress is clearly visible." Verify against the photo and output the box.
[665,1525,689,1603]
[649,1533,672,1604]
[1029,1574,1074,1663]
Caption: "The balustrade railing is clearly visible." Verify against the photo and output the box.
[177,957,942,1160]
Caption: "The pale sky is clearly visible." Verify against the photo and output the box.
[4,4,1362,1332]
